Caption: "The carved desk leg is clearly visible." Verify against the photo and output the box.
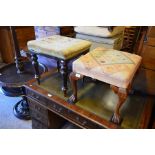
[31,54,40,84]
[60,60,68,97]
[68,72,83,104]
[110,85,128,124]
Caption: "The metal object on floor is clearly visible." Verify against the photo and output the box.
[13,96,30,120]
[1,86,30,120]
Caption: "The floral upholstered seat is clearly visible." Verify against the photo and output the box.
[72,47,142,88]
[27,35,91,60]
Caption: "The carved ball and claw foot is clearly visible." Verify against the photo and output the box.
[68,72,83,104]
[68,94,77,104]
[110,85,128,125]
[111,113,122,125]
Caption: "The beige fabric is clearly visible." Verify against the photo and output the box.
[27,35,92,60]
[76,33,124,50]
[73,47,142,88]
[74,26,125,38]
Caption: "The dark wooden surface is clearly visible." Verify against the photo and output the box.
[0,26,35,63]
[140,27,155,71]
[60,26,75,37]
[133,67,155,96]
[0,61,45,88]
[133,26,155,96]
[24,70,154,129]
[0,27,15,63]
[136,26,155,71]
[15,26,35,50]
[121,26,141,53]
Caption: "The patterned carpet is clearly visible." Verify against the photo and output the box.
[0,89,31,129]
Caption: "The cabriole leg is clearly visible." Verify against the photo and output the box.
[68,72,83,104]
[111,85,128,124]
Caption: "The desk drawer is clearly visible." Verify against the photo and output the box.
[62,109,103,129]
[30,111,49,125]
[28,99,49,126]
[26,89,49,106]
[28,99,48,116]
[26,88,103,129]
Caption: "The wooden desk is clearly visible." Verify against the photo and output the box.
[24,70,154,129]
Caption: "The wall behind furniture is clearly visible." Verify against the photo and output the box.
[0,27,15,63]
[0,26,35,63]
[133,26,155,95]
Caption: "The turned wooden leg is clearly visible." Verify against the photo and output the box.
[60,60,68,97]
[68,72,83,104]
[57,60,60,72]
[15,56,24,74]
[31,54,40,84]
[111,85,128,124]
[10,26,24,74]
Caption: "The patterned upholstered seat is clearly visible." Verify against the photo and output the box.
[27,35,91,60]
[73,47,142,88]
